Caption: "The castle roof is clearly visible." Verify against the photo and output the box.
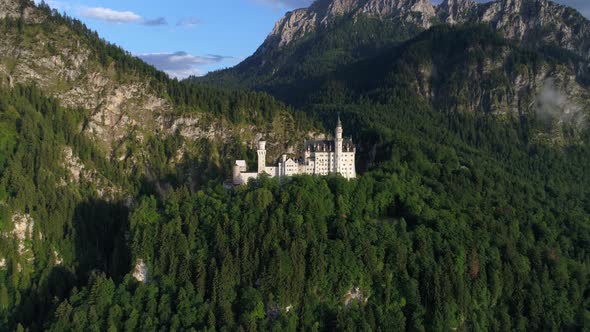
[305,139,355,152]
[306,140,334,152]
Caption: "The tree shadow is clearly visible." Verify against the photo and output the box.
[8,198,132,331]
[73,199,131,282]
[7,266,76,332]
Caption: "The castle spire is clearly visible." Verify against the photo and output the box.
[337,113,342,128]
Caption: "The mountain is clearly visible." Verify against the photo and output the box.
[0,0,312,164]
[263,0,590,56]
[199,0,590,128]
[264,0,436,49]
[277,24,590,145]
[1,0,590,331]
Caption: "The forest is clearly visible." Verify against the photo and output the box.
[0,81,589,330]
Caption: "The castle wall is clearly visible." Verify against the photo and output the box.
[313,151,335,175]
[339,151,356,179]
[265,167,278,177]
[235,172,259,185]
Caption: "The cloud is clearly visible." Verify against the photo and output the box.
[143,17,168,26]
[136,52,233,78]
[254,0,314,10]
[177,17,202,27]
[79,7,142,23]
[79,6,168,26]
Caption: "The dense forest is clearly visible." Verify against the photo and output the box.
[0,81,589,330]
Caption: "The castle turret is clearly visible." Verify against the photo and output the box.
[257,140,267,174]
[335,115,343,174]
[232,164,241,185]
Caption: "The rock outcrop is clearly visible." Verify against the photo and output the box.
[474,0,590,58]
[344,286,369,306]
[437,0,476,24]
[53,249,63,265]
[11,213,34,256]
[0,0,45,23]
[132,259,148,283]
[62,147,123,200]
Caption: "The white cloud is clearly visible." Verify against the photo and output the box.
[136,52,233,78]
[78,6,168,25]
[79,7,142,23]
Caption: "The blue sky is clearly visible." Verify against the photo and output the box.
[40,0,590,79]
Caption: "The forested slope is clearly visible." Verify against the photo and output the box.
[41,97,590,331]
[2,81,588,330]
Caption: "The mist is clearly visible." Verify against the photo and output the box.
[535,79,588,130]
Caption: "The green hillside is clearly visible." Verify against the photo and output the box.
[15,87,590,331]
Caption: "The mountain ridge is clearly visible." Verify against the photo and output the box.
[263,0,590,58]
[0,0,314,168]
[198,0,590,129]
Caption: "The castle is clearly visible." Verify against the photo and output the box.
[233,116,356,185]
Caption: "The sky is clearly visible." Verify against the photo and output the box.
[38,0,590,79]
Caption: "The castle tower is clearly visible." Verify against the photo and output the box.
[257,140,267,174]
[335,115,343,174]
[232,163,241,185]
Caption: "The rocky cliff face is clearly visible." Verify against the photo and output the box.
[475,0,590,58]
[0,3,171,154]
[267,0,436,48]
[437,0,476,24]
[264,0,590,60]
[0,0,43,23]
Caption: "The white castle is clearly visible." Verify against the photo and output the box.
[233,116,356,185]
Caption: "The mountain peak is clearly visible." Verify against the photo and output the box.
[264,0,590,59]
[267,0,436,48]
[438,0,476,24]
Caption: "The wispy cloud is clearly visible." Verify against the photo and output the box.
[143,17,168,26]
[137,52,233,78]
[78,6,168,26]
[253,0,314,10]
[177,17,202,27]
